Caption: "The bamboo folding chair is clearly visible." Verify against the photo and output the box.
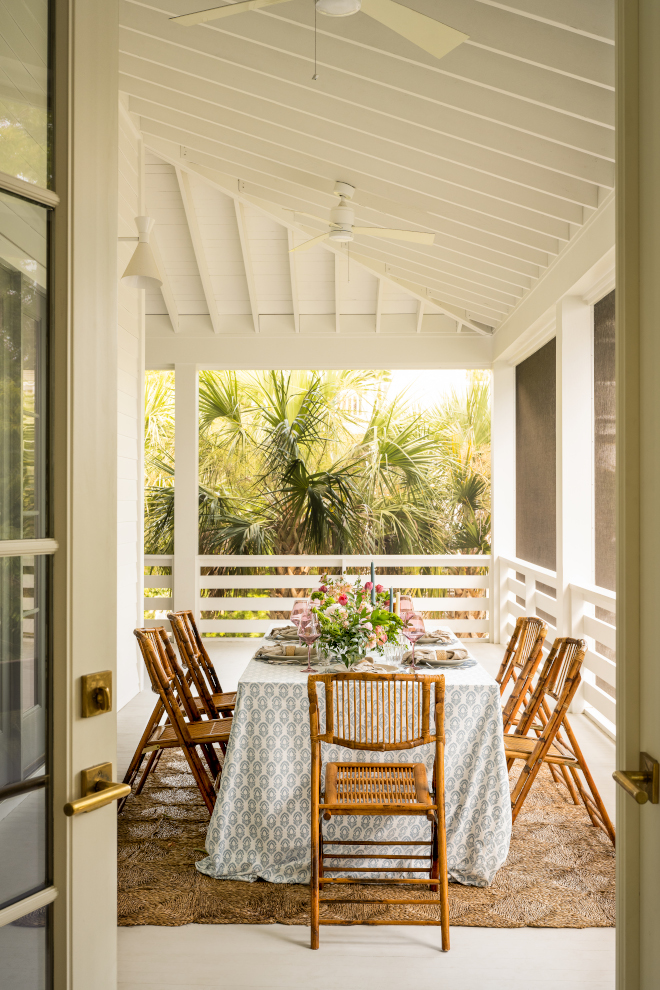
[505,637,615,845]
[120,614,235,806]
[120,628,233,814]
[168,609,236,720]
[308,671,450,951]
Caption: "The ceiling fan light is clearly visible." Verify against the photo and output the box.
[316,0,361,16]
[328,228,353,242]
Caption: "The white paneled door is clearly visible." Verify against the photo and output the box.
[616,2,660,989]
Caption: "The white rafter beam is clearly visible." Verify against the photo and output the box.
[174,165,222,334]
[286,228,300,333]
[375,278,383,334]
[416,300,424,334]
[149,230,180,333]
[154,149,491,334]
[334,252,341,335]
[233,198,260,333]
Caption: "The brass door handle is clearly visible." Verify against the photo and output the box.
[613,753,659,805]
[63,762,131,816]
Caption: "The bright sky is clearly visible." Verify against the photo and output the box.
[387,370,473,411]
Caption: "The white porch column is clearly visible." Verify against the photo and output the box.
[174,364,199,616]
[556,296,593,710]
[491,361,516,644]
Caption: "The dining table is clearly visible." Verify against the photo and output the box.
[196,639,512,888]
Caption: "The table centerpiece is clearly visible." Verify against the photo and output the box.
[310,574,403,667]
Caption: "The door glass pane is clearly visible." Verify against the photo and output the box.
[0,554,49,909]
[0,904,49,989]
[0,188,48,540]
[0,0,50,189]
[0,785,46,908]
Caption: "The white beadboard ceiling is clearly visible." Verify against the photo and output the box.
[118,0,614,338]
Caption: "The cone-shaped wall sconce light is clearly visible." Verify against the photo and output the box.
[120,216,162,289]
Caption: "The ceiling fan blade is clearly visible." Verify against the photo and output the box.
[360,0,468,61]
[353,227,435,244]
[286,209,330,224]
[289,232,330,253]
[170,0,290,27]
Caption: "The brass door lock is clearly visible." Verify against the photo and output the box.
[613,752,659,804]
[81,670,112,717]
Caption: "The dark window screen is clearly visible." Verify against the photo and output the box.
[516,339,556,570]
[594,290,615,593]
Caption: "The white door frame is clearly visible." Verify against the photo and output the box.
[616,2,660,988]
[51,1,120,987]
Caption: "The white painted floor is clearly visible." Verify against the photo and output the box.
[117,641,616,990]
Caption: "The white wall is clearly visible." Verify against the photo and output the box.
[116,99,145,708]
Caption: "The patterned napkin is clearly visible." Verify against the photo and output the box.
[266,625,300,642]
[253,643,317,664]
[402,647,470,665]
[349,658,400,674]
[416,629,457,645]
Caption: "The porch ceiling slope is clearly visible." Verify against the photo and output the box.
[493,192,615,364]
[119,0,614,353]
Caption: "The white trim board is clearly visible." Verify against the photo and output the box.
[493,193,615,363]
[145,324,492,370]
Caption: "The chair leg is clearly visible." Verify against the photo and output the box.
[562,717,616,844]
[430,819,439,893]
[435,744,450,952]
[135,749,160,795]
[121,699,166,791]
[184,743,218,814]
[311,813,321,950]
[511,757,544,823]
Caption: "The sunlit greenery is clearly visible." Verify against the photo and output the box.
[143,370,491,557]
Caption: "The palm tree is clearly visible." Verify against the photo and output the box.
[143,369,491,557]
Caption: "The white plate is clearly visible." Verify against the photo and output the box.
[406,654,471,667]
[255,653,316,662]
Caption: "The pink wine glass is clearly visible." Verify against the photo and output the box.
[402,611,425,671]
[290,599,311,635]
[298,612,320,673]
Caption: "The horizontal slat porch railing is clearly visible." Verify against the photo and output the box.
[144,553,492,640]
[569,581,616,739]
[498,555,616,739]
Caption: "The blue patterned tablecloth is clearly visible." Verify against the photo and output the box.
[197,658,511,887]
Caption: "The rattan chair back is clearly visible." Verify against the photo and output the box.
[515,636,584,736]
[496,615,547,695]
[167,609,222,694]
[134,628,200,735]
[309,671,442,752]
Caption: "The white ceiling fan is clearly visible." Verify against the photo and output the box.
[287,180,435,252]
[170,0,469,64]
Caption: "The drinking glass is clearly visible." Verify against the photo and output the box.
[402,611,425,671]
[290,599,311,635]
[298,612,320,673]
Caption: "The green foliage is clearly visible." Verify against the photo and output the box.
[143,370,491,556]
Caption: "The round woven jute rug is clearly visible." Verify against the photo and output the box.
[118,752,615,928]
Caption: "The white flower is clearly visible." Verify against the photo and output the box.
[361,621,373,631]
